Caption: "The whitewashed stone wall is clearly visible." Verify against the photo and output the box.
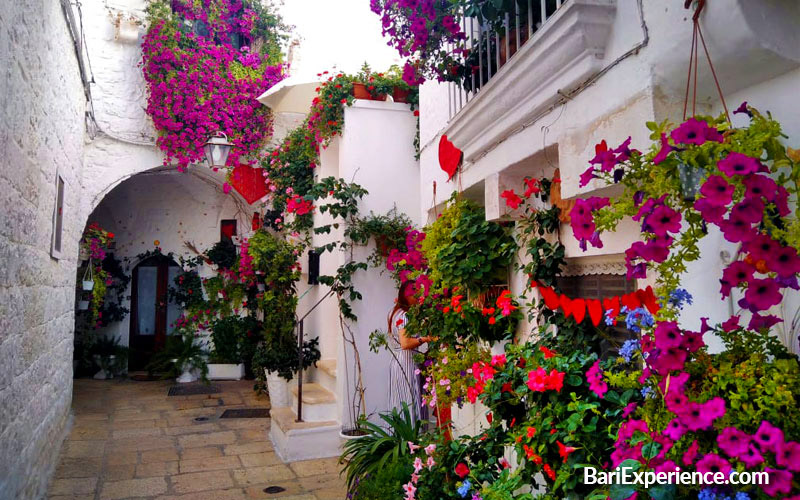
[0,1,87,498]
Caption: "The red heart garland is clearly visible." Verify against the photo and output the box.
[540,286,560,311]
[571,298,586,324]
[587,299,603,327]
[637,286,660,315]
[559,294,573,319]
[603,296,621,319]
[438,134,463,180]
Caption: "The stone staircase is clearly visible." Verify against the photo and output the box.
[269,358,342,462]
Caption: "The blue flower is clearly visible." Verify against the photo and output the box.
[619,339,640,363]
[698,488,716,500]
[640,386,654,399]
[604,309,615,326]
[624,307,654,333]
[734,493,750,500]
[668,288,693,309]
[457,480,471,498]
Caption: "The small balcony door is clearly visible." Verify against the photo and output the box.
[129,255,182,371]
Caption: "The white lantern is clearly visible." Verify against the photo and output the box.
[203,131,233,168]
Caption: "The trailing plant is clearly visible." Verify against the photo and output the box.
[88,335,129,376]
[422,196,516,293]
[252,336,320,383]
[206,239,238,270]
[349,208,413,267]
[141,0,287,169]
[169,268,205,308]
[209,315,261,364]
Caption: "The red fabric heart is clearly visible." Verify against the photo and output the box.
[539,286,560,311]
[602,296,620,318]
[621,292,641,312]
[587,299,603,327]
[438,134,462,180]
[229,163,268,204]
[571,298,586,324]
[559,294,573,319]
[637,286,660,315]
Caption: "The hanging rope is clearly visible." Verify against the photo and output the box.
[682,0,731,124]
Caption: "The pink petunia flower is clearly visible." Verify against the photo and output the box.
[654,321,683,350]
[753,420,784,454]
[775,440,800,471]
[694,197,726,225]
[744,277,783,312]
[743,174,777,202]
[719,260,755,298]
[760,468,793,497]
[695,453,732,477]
[699,175,734,206]
[662,418,687,441]
[737,444,765,469]
[717,427,751,458]
[671,118,723,146]
[719,212,756,243]
[718,152,763,177]
[652,133,675,164]
[682,439,699,465]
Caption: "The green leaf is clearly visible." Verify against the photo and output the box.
[609,484,637,500]
[648,484,675,500]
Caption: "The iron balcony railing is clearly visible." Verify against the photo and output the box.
[446,0,567,120]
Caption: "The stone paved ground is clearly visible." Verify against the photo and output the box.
[48,379,346,500]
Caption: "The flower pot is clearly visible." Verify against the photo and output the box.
[78,300,90,311]
[392,86,411,103]
[339,427,368,440]
[257,283,266,292]
[93,354,115,380]
[82,280,95,291]
[351,82,371,100]
[265,370,291,408]
[208,363,244,380]
[174,359,198,383]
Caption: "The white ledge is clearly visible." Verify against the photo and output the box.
[444,0,616,165]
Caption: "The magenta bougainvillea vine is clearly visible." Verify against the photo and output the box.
[141,0,287,170]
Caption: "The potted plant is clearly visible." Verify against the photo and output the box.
[89,335,129,379]
[252,336,321,407]
[146,328,209,383]
[207,315,262,380]
[348,208,413,266]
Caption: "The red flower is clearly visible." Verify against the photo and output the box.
[523,177,541,197]
[501,189,523,209]
[486,412,493,424]
[527,427,536,438]
[455,463,470,478]
[539,346,557,359]
[413,110,420,116]
[557,441,577,463]
[543,463,556,480]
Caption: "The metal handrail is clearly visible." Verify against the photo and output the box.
[293,288,335,422]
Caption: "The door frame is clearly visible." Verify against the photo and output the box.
[128,254,179,370]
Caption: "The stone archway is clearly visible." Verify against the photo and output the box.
[72,166,258,378]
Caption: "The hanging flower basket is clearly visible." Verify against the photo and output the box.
[78,300,90,310]
[82,261,95,291]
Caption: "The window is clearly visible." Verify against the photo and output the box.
[50,172,65,259]
[220,219,237,242]
[556,273,637,359]
[308,250,320,285]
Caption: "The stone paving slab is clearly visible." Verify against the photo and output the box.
[47,379,346,500]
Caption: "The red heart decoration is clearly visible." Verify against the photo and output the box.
[559,294,573,319]
[438,134,462,180]
[229,163,268,204]
[587,299,603,327]
[539,286,560,310]
[621,292,641,312]
[637,286,660,315]
[571,298,586,324]
[602,296,620,318]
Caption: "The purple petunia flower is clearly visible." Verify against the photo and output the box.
[744,277,783,312]
[718,152,763,177]
[695,453,732,477]
[699,175,734,206]
[717,427,751,458]
[753,420,784,454]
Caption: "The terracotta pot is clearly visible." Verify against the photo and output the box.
[351,82,371,100]
[392,86,411,103]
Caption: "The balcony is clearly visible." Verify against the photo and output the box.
[441,0,616,164]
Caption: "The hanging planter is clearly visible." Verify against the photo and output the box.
[678,162,704,201]
[82,261,95,291]
[78,300,90,310]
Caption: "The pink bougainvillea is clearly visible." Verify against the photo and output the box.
[141,0,285,170]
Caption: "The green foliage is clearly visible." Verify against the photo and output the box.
[146,328,209,382]
[251,336,320,383]
[89,335,129,376]
[209,315,262,364]
[422,197,516,293]
[350,459,412,500]
[169,269,205,309]
[339,403,423,492]
[348,207,413,267]
[206,239,238,270]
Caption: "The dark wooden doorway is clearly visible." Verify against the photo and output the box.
[129,255,182,371]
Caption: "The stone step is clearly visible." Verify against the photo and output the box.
[315,359,337,394]
[290,383,337,422]
[269,407,342,462]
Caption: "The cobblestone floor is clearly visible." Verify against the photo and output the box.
[48,378,346,500]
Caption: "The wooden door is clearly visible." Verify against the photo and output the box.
[129,256,182,370]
